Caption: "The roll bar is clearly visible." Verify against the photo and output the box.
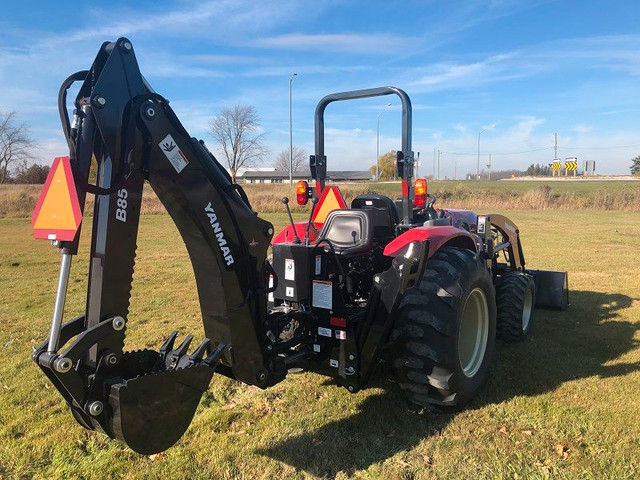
[310,86,415,224]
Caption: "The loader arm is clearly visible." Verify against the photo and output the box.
[32,38,274,454]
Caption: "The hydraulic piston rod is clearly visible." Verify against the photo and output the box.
[47,252,72,352]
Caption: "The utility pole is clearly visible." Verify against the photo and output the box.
[376,103,392,181]
[288,73,297,185]
[553,132,558,160]
[486,153,492,181]
[454,159,457,180]
[477,128,486,180]
[437,150,441,180]
[433,148,436,177]
[415,151,420,178]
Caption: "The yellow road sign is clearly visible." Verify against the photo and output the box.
[565,159,578,171]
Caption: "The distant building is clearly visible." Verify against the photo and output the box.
[237,169,372,184]
[326,171,373,182]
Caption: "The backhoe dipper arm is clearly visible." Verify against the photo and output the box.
[32,38,274,454]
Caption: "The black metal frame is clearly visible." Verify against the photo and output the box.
[33,38,276,453]
[310,87,416,224]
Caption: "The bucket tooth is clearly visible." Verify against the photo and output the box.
[165,334,193,368]
[203,341,226,367]
[176,338,210,369]
[158,330,179,357]
[190,338,210,360]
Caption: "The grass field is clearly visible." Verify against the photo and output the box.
[2,180,640,218]
[1,189,639,478]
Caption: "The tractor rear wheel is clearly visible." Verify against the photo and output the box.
[496,272,535,342]
[391,246,496,409]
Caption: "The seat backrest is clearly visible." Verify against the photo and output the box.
[351,194,399,226]
[317,210,373,255]
[351,194,398,241]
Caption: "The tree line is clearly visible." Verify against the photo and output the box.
[4,106,640,184]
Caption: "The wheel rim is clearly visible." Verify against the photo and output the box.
[522,286,533,331]
[458,287,490,378]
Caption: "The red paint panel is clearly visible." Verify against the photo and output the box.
[272,221,322,245]
[383,225,476,258]
[330,316,346,328]
[401,179,409,196]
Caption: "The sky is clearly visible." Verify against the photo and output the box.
[1,0,639,176]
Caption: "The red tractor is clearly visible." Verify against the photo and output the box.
[31,39,568,455]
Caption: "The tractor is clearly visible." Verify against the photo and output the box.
[31,38,568,455]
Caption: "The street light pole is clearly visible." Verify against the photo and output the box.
[376,103,392,181]
[288,73,297,185]
[477,128,486,180]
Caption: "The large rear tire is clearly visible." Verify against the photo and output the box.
[496,272,535,342]
[391,246,497,409]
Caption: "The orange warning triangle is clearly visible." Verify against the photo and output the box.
[32,156,82,241]
[311,186,347,224]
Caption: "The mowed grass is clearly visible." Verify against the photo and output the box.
[1,205,639,479]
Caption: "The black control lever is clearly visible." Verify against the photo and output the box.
[281,197,301,244]
[304,196,319,245]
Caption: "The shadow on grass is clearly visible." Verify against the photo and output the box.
[259,290,639,477]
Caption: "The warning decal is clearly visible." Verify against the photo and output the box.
[159,134,189,173]
[312,280,333,309]
[285,258,295,281]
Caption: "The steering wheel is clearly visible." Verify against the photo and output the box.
[425,194,438,220]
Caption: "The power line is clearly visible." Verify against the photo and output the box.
[558,143,640,150]
[438,142,640,157]
[441,147,553,156]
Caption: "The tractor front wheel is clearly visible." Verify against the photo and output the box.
[391,246,497,409]
[496,272,536,342]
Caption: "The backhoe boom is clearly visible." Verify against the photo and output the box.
[33,38,274,453]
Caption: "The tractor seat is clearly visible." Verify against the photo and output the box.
[317,210,373,256]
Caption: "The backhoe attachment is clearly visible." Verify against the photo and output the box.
[32,38,273,454]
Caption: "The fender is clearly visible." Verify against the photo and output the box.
[383,225,476,258]
[272,221,322,245]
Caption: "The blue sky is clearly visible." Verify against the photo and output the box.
[1,0,639,175]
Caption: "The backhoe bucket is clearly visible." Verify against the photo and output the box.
[107,352,216,454]
[34,323,227,455]
[89,339,227,454]
[528,269,569,310]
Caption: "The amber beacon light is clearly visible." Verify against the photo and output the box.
[296,180,309,205]
[413,178,428,209]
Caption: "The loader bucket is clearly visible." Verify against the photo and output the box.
[528,269,569,310]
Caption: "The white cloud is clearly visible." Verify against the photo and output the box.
[574,124,592,135]
[253,33,414,54]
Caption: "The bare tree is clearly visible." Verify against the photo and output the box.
[0,111,35,184]
[208,104,269,183]
[273,146,308,173]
